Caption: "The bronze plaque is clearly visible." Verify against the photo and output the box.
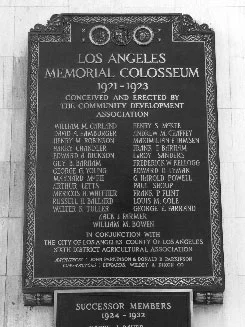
[54,290,192,327]
[23,14,224,305]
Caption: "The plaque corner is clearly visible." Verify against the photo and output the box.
[23,292,53,306]
[194,292,224,305]
[29,13,68,34]
[181,14,214,34]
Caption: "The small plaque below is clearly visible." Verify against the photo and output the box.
[54,289,192,327]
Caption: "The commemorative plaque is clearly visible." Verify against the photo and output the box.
[23,14,224,305]
[54,290,192,327]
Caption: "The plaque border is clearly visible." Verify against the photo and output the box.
[54,288,193,326]
[23,14,224,293]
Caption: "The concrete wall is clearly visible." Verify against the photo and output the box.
[0,0,244,326]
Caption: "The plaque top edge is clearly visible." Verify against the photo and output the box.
[29,13,213,35]
[54,288,194,295]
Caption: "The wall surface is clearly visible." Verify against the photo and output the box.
[0,0,244,326]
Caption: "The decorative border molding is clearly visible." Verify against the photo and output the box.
[23,291,223,306]
[24,14,223,291]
